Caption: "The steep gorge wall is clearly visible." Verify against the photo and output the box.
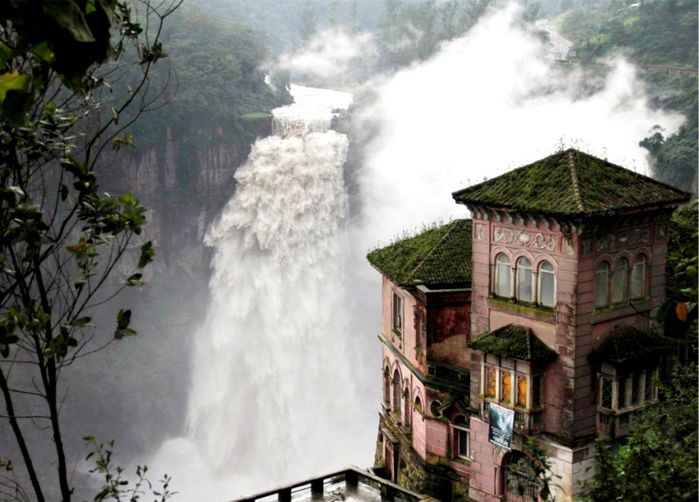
[65,123,270,462]
[102,125,264,270]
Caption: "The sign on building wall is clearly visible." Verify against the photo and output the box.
[488,403,514,450]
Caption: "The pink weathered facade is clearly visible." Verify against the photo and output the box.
[370,150,690,501]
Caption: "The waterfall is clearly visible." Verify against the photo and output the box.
[153,85,371,500]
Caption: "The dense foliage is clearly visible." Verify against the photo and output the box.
[583,363,699,502]
[156,8,290,136]
[559,0,698,193]
[0,1,178,499]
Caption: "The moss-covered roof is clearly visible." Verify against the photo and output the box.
[452,149,691,217]
[588,325,675,372]
[468,324,558,364]
[367,220,472,287]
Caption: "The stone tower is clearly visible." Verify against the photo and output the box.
[453,148,690,501]
[369,149,690,502]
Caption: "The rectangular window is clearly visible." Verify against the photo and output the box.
[611,261,628,304]
[516,375,528,408]
[532,375,542,408]
[485,366,497,398]
[501,371,512,404]
[517,262,533,303]
[595,265,609,308]
[618,376,627,409]
[495,255,511,297]
[631,373,640,405]
[539,270,555,307]
[413,307,423,350]
[457,428,470,459]
[392,292,402,333]
[601,376,612,409]
[644,369,654,401]
[631,257,647,299]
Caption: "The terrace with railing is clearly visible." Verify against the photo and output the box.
[231,466,438,502]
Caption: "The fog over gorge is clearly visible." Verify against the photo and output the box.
[2,2,692,502]
[352,3,682,242]
[136,3,685,500]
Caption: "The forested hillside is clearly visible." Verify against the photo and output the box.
[559,0,697,193]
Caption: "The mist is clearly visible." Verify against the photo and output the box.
[150,3,684,500]
[351,3,682,244]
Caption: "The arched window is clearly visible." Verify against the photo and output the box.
[392,369,401,418]
[452,415,470,459]
[516,257,533,303]
[630,255,647,299]
[611,258,628,304]
[383,367,390,406]
[504,451,538,500]
[595,262,610,308]
[495,253,512,297]
[414,395,423,414]
[538,261,555,307]
[403,387,411,427]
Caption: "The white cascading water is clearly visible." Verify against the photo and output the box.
[155,85,373,500]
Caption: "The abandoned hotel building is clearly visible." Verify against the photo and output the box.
[367,149,691,501]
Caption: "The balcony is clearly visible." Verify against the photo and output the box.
[232,466,433,501]
[482,401,545,434]
[597,408,641,438]
[426,362,470,393]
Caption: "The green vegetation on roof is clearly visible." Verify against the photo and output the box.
[367,220,472,286]
[468,324,558,364]
[452,149,691,216]
[588,325,677,372]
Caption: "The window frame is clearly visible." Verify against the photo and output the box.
[452,416,470,460]
[630,254,648,299]
[595,261,610,308]
[383,366,391,406]
[611,257,629,304]
[413,306,425,351]
[494,253,512,298]
[392,291,403,335]
[537,260,556,308]
[598,366,659,412]
[516,257,533,303]
[403,386,411,428]
[482,358,543,411]
[392,369,402,418]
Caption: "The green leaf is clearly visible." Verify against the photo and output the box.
[126,273,143,287]
[114,327,136,340]
[111,133,133,150]
[85,0,97,15]
[0,71,29,103]
[114,309,136,339]
[34,41,55,64]
[0,42,11,69]
[71,316,91,327]
[116,309,131,330]
[138,241,155,268]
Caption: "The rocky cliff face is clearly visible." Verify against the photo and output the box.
[69,123,270,460]
[102,126,260,270]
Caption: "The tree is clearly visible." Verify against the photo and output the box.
[0,1,180,500]
[506,436,559,502]
[583,363,699,502]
